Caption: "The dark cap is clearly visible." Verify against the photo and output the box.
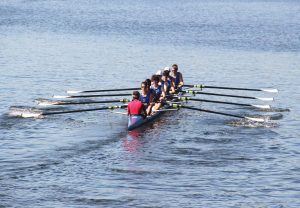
[132,91,140,99]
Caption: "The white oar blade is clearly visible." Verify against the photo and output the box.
[261,88,278,93]
[245,117,265,122]
[53,95,70,99]
[251,104,271,109]
[256,97,274,101]
[21,112,43,118]
[67,90,82,94]
[37,102,55,106]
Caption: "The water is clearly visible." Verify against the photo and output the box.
[1,0,300,207]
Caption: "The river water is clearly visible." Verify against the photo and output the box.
[1,0,300,207]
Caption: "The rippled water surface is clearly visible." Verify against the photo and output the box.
[1,0,300,207]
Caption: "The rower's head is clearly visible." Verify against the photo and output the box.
[172,64,178,73]
[162,70,169,81]
[151,75,160,85]
[155,70,162,76]
[141,81,148,93]
[164,66,170,72]
[132,91,140,100]
[145,79,151,88]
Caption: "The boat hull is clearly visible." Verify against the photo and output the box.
[127,106,168,131]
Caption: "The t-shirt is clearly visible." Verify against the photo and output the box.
[127,99,145,115]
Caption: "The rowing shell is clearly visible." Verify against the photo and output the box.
[128,105,172,131]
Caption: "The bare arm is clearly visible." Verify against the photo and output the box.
[178,73,184,87]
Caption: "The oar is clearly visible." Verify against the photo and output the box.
[182,90,273,101]
[184,84,278,93]
[22,105,128,118]
[36,98,130,106]
[67,87,139,94]
[179,97,271,109]
[171,104,265,122]
[53,93,131,99]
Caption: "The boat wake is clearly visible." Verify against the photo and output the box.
[260,107,290,112]
[229,113,282,128]
[9,106,44,118]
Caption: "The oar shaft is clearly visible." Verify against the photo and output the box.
[184,85,277,92]
[72,88,139,93]
[48,99,130,105]
[181,105,244,119]
[66,93,131,98]
[42,105,127,116]
[187,98,252,107]
[185,91,256,99]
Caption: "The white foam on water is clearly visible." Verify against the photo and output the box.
[8,107,43,118]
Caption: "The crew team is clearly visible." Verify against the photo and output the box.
[127,64,184,118]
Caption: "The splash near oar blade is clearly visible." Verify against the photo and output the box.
[244,117,265,122]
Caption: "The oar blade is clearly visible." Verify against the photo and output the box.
[261,88,278,93]
[256,97,274,101]
[251,104,271,109]
[53,95,70,99]
[245,116,265,122]
[67,90,82,94]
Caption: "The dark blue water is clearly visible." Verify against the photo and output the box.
[1,0,300,207]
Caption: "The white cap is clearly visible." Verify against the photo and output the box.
[155,70,162,76]
[164,67,170,71]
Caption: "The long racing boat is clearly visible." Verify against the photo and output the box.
[127,105,172,131]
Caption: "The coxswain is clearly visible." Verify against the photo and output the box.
[161,70,176,96]
[140,81,154,115]
[170,64,184,91]
[127,91,147,118]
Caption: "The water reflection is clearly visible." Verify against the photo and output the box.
[122,130,143,153]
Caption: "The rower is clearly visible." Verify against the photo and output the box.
[145,78,156,99]
[127,91,147,119]
[161,70,176,96]
[155,70,163,84]
[170,64,184,91]
[151,75,165,111]
[140,81,154,115]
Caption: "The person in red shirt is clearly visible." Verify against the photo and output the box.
[127,91,147,118]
